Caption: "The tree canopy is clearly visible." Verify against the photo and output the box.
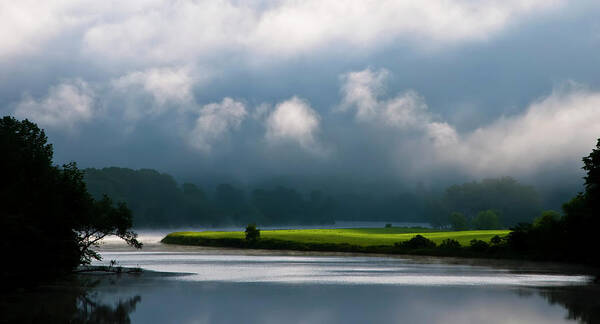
[0,116,140,287]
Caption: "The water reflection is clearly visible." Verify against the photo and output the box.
[538,285,600,323]
[0,276,141,324]
[3,250,599,324]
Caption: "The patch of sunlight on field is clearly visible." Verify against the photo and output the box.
[170,228,510,247]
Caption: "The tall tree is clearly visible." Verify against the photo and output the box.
[0,116,140,287]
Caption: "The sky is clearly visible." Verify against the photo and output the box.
[2,0,600,190]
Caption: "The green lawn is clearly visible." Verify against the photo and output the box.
[166,228,510,247]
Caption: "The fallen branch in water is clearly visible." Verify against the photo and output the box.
[73,265,142,274]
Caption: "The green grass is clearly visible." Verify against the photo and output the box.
[165,227,510,247]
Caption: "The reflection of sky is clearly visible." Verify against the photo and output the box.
[86,249,596,323]
[94,251,591,287]
[94,277,577,324]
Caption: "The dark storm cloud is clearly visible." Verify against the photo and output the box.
[2,0,600,189]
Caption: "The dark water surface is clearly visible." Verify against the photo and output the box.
[3,230,599,323]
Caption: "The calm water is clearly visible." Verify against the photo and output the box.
[4,229,599,323]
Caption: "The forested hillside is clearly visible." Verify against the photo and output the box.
[85,167,545,228]
[84,167,335,227]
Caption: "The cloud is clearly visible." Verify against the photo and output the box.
[265,96,325,154]
[339,68,455,147]
[111,66,196,120]
[14,79,95,130]
[0,1,76,60]
[75,0,564,64]
[188,97,247,152]
[437,85,600,176]
[112,67,194,106]
[340,69,600,177]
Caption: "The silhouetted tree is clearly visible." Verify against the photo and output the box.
[0,116,141,288]
[395,235,436,249]
[245,223,260,242]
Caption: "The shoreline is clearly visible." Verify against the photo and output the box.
[160,235,599,276]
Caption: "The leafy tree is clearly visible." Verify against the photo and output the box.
[472,209,501,230]
[245,223,260,241]
[532,210,561,230]
[582,138,600,200]
[0,116,140,287]
[449,212,468,230]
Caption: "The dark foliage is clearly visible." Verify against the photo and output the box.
[449,212,468,230]
[432,177,541,227]
[395,235,436,249]
[469,239,490,252]
[245,223,260,241]
[504,138,600,266]
[0,116,140,288]
[439,239,461,250]
[85,168,336,227]
[472,209,501,230]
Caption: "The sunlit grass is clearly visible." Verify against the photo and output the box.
[167,228,510,247]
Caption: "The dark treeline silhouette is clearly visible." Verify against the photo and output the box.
[425,177,541,229]
[84,167,545,228]
[0,116,140,288]
[503,139,600,266]
[84,167,336,227]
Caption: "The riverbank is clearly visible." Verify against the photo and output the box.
[161,228,513,259]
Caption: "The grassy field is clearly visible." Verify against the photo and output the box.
[165,227,510,247]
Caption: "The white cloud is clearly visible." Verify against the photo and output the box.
[0,1,154,61]
[188,97,247,152]
[340,69,600,176]
[0,1,74,60]
[339,68,454,147]
[339,68,388,121]
[14,79,95,130]
[112,67,194,106]
[437,86,600,176]
[265,96,325,154]
[75,0,563,64]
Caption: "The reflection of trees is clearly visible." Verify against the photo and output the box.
[0,276,141,323]
[538,285,600,324]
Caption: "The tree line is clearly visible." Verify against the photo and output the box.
[84,167,544,229]
[84,168,336,227]
[425,177,542,229]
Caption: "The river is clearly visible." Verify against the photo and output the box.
[4,227,599,323]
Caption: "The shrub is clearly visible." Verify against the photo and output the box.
[469,239,490,252]
[490,235,503,246]
[533,210,561,230]
[439,239,461,250]
[395,235,436,249]
[385,223,392,228]
[245,223,260,241]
